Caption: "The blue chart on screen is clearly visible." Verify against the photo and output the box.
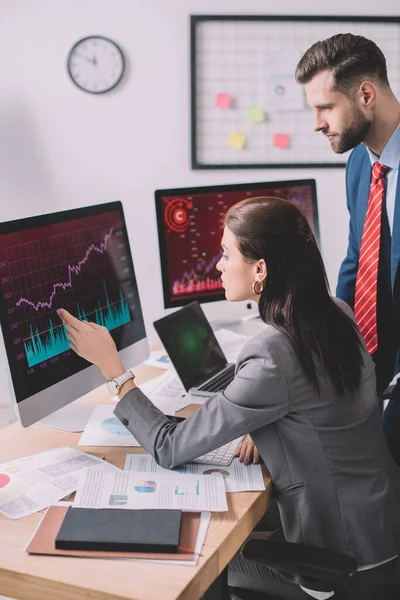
[100,417,132,436]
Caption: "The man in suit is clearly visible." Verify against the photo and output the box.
[296,33,400,464]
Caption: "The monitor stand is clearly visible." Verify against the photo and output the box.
[38,403,94,432]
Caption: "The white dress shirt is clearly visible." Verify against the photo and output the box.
[366,123,400,233]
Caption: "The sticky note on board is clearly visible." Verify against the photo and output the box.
[228,132,246,150]
[215,93,232,109]
[247,106,264,123]
[273,133,290,149]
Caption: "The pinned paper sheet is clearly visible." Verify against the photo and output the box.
[215,93,232,109]
[273,133,290,149]
[228,132,246,150]
[263,52,304,112]
[247,106,264,123]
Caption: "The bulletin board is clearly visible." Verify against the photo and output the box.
[191,15,400,169]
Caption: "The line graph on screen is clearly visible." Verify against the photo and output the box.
[3,215,133,368]
[15,229,114,311]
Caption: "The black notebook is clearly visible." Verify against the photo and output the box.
[55,507,182,553]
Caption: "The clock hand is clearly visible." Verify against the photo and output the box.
[75,52,95,64]
[92,56,98,67]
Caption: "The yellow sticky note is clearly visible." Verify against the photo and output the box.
[227,132,246,150]
[247,106,264,123]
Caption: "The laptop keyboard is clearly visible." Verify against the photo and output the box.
[193,436,244,466]
[197,364,235,393]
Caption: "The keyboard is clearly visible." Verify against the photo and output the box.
[197,364,235,393]
[193,436,244,466]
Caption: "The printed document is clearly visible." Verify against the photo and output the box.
[140,371,194,414]
[124,454,265,493]
[78,405,141,447]
[73,467,228,512]
[0,446,117,519]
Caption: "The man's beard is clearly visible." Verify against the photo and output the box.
[330,108,372,154]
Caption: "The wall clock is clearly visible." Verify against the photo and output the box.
[67,36,125,94]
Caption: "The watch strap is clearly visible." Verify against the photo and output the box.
[107,370,135,396]
[114,370,135,387]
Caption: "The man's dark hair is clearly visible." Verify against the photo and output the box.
[295,33,389,94]
[224,196,364,396]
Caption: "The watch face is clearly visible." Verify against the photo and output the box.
[106,380,119,395]
[67,36,125,94]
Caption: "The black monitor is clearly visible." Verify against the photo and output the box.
[0,201,149,428]
[155,179,319,313]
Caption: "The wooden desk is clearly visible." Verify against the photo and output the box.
[0,361,272,600]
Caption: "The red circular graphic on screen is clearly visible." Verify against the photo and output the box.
[164,197,192,233]
[0,473,10,488]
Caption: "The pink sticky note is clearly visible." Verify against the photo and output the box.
[215,93,232,109]
[273,133,290,149]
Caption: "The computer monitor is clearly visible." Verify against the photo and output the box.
[0,201,149,429]
[155,179,319,321]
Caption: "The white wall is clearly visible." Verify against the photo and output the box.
[0,0,399,408]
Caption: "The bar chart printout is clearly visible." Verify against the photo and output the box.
[0,206,145,403]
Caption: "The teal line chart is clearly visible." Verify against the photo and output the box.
[11,226,132,368]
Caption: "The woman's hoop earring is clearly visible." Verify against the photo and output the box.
[252,280,264,295]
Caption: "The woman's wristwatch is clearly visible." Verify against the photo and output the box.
[106,370,135,396]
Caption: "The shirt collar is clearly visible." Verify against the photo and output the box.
[365,123,400,170]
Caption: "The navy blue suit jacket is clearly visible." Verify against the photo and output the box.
[337,144,400,391]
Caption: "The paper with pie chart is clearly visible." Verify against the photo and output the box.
[78,405,140,447]
[73,467,228,512]
[124,453,265,493]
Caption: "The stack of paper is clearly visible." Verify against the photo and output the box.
[0,446,117,519]
[26,502,212,566]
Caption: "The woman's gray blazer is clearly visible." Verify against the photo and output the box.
[115,300,400,566]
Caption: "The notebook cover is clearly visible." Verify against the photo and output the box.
[55,507,181,552]
[26,505,200,560]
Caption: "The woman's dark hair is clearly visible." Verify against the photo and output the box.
[224,196,364,396]
[295,33,389,96]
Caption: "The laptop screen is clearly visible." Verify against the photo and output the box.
[153,302,227,391]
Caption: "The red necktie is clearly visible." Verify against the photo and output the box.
[354,161,388,354]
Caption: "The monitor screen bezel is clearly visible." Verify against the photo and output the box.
[155,179,319,309]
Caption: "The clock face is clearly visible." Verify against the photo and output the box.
[67,36,125,94]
